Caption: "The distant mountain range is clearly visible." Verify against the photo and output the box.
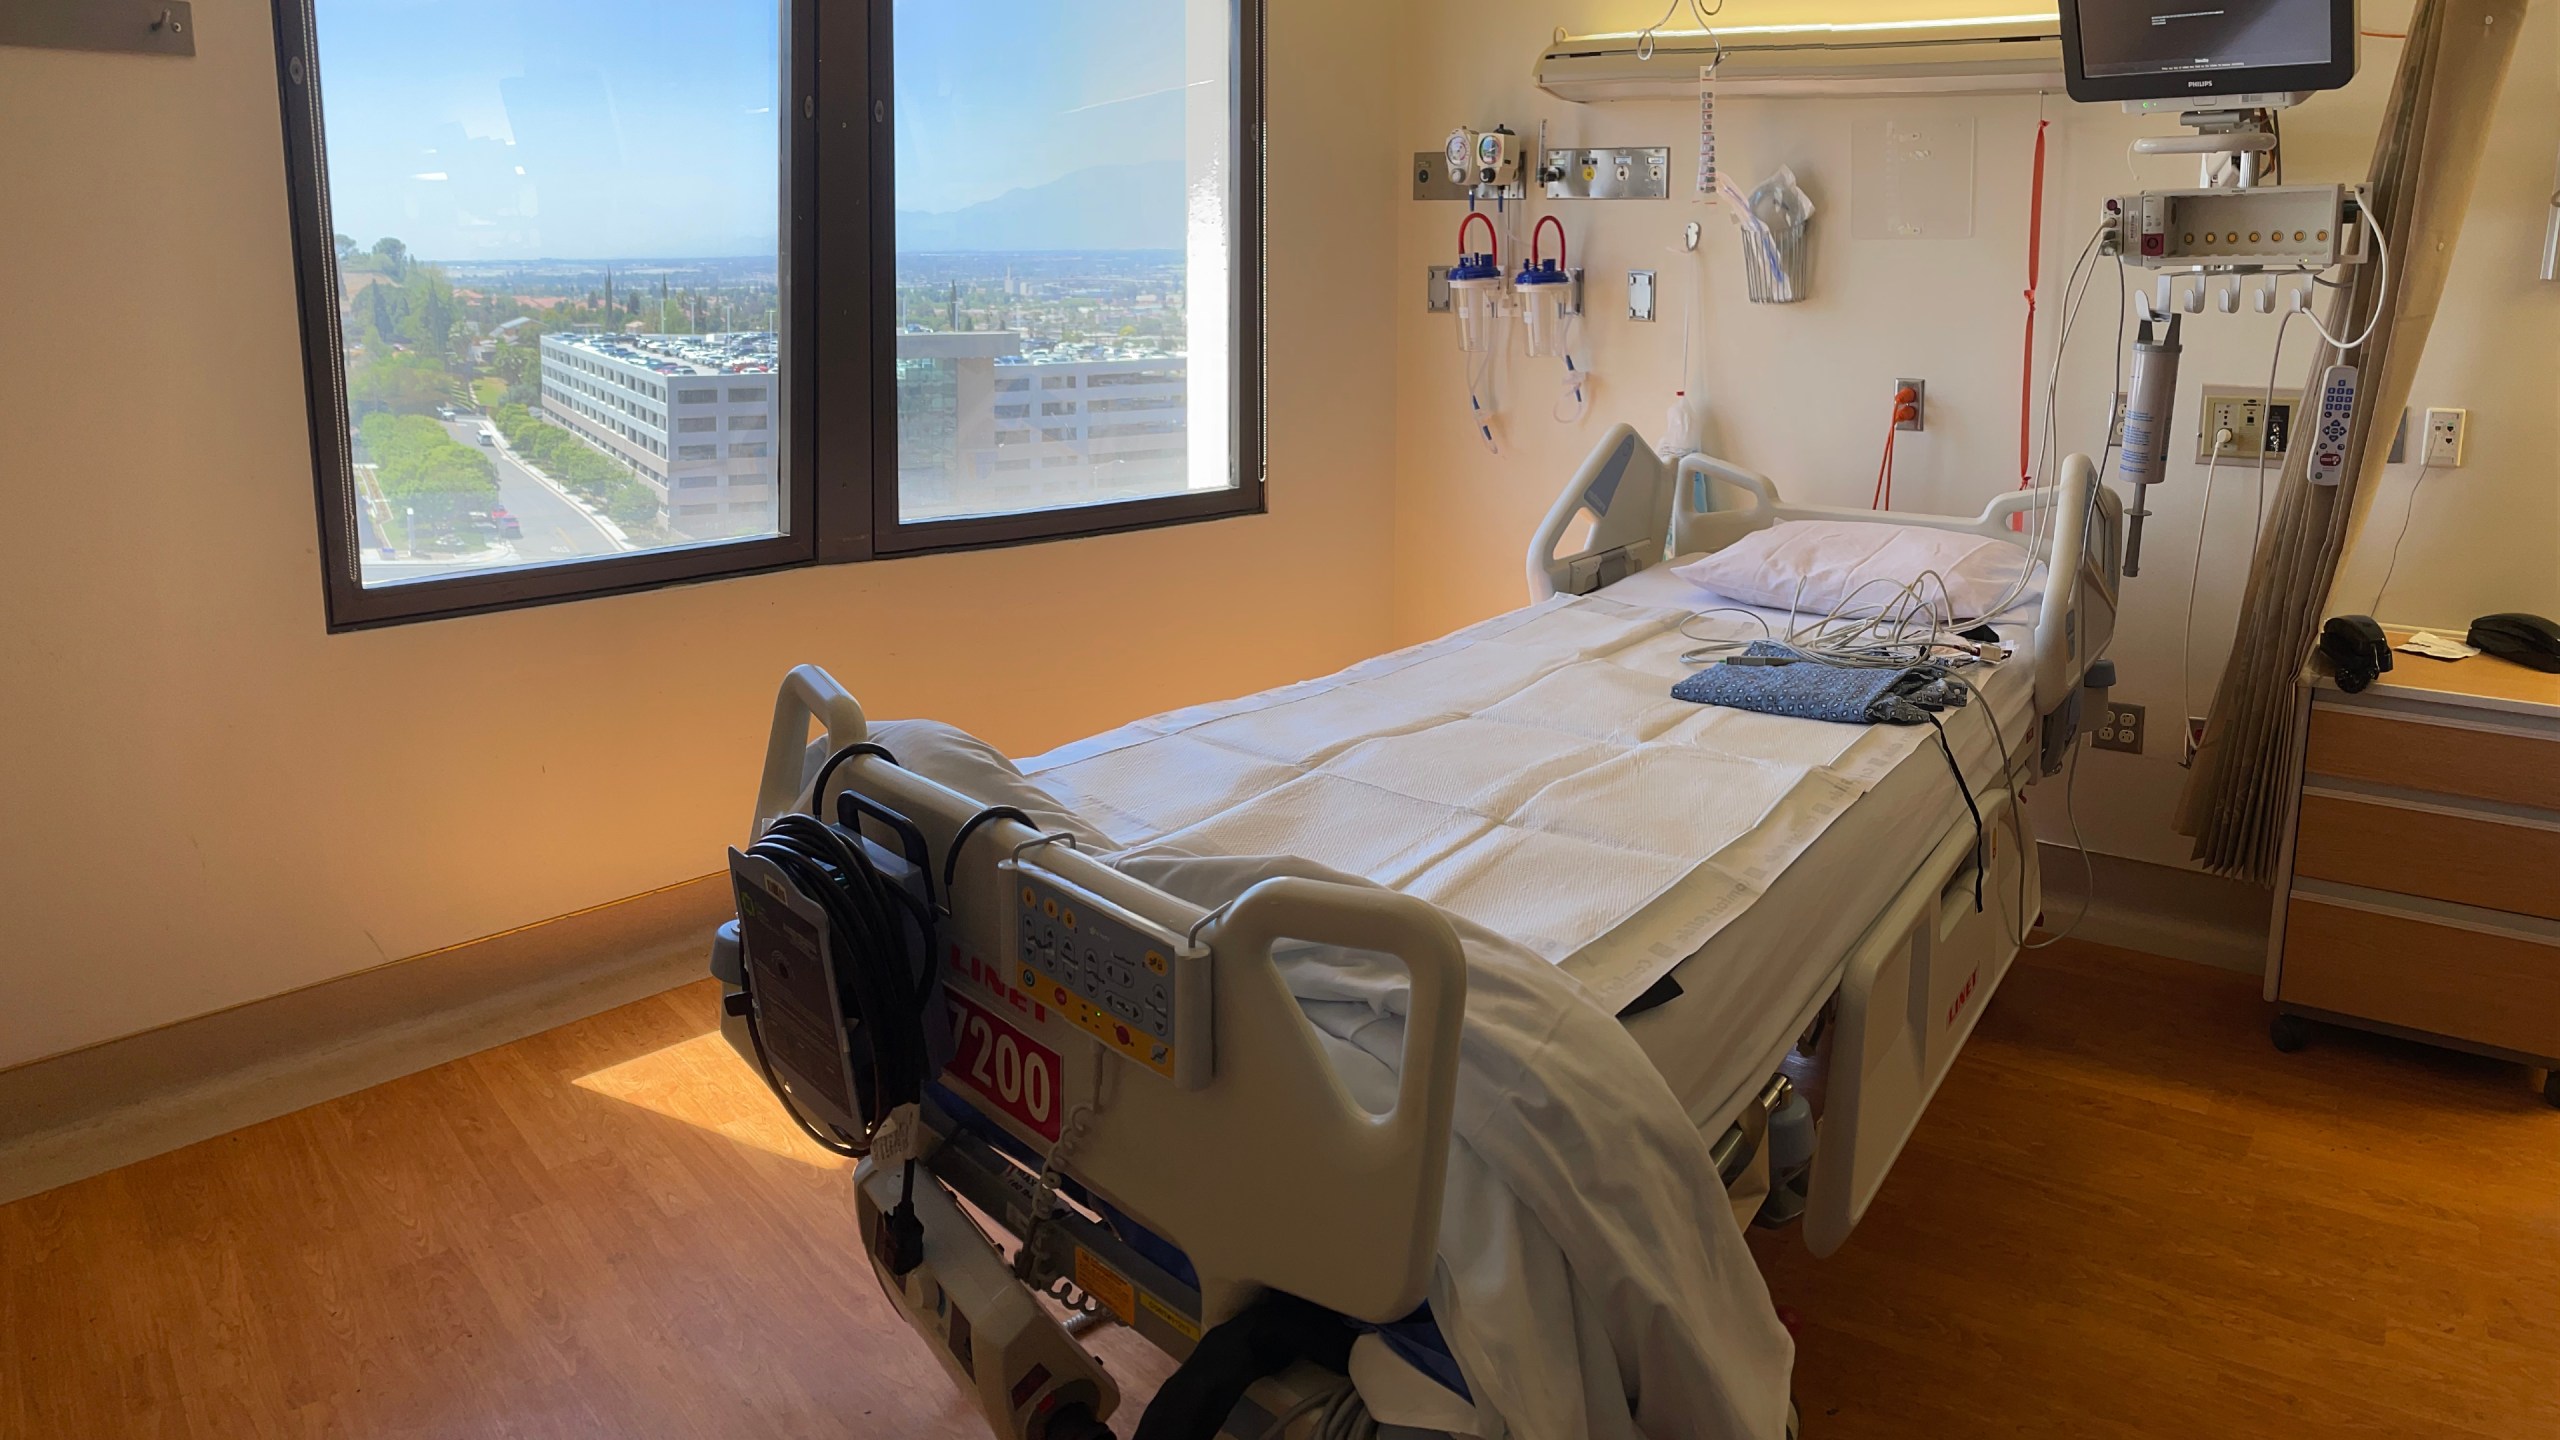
[896,161,1184,252]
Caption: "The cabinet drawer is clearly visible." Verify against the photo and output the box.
[2281,899,2560,1060]
[2306,708,2560,812]
[2294,794,2560,922]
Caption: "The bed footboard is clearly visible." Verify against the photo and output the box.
[745,667,1469,1330]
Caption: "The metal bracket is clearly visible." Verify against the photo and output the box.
[1410,153,1469,202]
[2,0,194,56]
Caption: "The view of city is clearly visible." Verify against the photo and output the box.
[310,0,1227,586]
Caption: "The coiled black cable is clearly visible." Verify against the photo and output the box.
[735,741,948,1270]
[745,811,939,1128]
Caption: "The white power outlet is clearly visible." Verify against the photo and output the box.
[2423,407,2467,467]
[2195,387,2292,463]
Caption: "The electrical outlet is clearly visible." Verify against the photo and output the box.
[1894,377,1926,433]
[1627,269,1657,322]
[1425,265,1451,313]
[2424,406,2467,467]
[2092,702,2146,755]
[2195,387,2293,463]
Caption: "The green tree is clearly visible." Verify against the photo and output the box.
[334,233,358,260]
[358,413,496,537]
[349,352,454,414]
[371,236,408,276]
[490,338,539,387]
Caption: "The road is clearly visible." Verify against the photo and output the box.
[437,416,625,561]
[353,413,639,585]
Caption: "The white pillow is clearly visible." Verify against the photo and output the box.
[1671,520,2037,621]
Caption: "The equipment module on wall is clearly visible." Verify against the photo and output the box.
[1540,146,1672,200]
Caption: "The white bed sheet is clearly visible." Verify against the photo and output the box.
[1020,557,2042,1135]
[1572,561,2041,1131]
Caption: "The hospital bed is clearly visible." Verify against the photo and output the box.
[709,425,2124,1437]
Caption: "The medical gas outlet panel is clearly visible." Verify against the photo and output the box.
[1445,126,1525,200]
[1002,860,1212,1089]
[2103,184,2367,272]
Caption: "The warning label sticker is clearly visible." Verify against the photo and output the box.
[1072,1248,1135,1324]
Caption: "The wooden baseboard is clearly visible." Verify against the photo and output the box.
[0,875,732,1206]
[2038,844,2274,975]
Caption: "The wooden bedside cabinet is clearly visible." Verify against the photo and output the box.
[2267,630,2560,1106]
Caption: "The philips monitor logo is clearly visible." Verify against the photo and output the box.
[2188,79,2215,87]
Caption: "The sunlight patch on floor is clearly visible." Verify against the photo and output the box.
[571,1028,851,1169]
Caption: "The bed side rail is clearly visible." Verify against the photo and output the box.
[1527,424,1677,600]
[748,668,1468,1329]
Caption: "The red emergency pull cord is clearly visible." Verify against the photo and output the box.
[2017,116,2049,494]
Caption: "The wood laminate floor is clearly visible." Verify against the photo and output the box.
[4,941,2553,1438]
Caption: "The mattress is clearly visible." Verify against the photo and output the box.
[1604,562,2039,1129]
[1021,557,2042,1133]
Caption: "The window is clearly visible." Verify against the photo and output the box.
[276,0,1261,627]
[731,441,770,458]
[677,444,719,461]
[882,0,1261,543]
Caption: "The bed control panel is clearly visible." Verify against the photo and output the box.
[1001,860,1212,1089]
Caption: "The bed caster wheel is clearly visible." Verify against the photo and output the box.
[2269,1014,2310,1053]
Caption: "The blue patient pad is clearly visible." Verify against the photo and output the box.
[1670,642,1971,725]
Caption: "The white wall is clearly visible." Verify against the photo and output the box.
[1390,0,2558,871]
[0,0,1403,1069]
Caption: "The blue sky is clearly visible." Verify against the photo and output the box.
[315,0,1195,261]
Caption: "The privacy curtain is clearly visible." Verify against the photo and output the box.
[2175,0,2527,880]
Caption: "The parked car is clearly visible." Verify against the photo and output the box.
[489,506,523,539]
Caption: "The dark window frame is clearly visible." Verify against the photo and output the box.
[269,0,1267,630]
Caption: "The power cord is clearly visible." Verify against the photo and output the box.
[2371,458,2439,614]
[941,805,1032,909]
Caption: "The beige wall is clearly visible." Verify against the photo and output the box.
[1389,0,2558,869]
[0,0,1402,1068]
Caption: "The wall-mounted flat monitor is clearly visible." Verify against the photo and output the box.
[2059,0,2360,104]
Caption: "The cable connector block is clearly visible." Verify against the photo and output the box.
[875,1190,927,1279]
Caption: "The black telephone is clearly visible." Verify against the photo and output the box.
[2320,615,2393,694]
[2468,613,2560,674]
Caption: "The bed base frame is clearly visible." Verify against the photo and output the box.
[723,427,2121,1432]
